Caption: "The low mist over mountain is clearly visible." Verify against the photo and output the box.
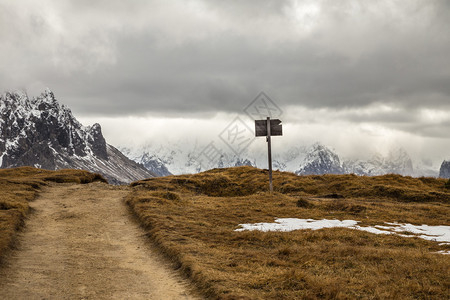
[120,143,256,176]
[0,90,155,184]
[121,142,441,178]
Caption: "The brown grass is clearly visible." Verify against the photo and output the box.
[128,166,450,299]
[0,167,106,262]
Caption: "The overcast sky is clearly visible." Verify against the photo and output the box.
[1,0,449,165]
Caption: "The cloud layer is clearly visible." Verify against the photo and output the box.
[1,0,449,160]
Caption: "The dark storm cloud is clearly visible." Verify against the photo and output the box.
[0,1,449,129]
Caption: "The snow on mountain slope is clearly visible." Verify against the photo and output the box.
[120,144,200,175]
[122,141,439,177]
[295,143,343,175]
[0,89,155,184]
[120,141,257,175]
[343,148,416,176]
[272,146,307,172]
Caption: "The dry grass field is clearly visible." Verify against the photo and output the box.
[127,166,450,299]
[0,167,106,262]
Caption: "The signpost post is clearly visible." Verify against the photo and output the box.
[267,117,272,192]
[255,118,282,193]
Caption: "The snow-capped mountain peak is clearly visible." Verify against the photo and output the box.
[0,89,154,184]
[295,143,343,175]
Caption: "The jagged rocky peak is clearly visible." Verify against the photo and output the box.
[234,158,254,167]
[385,148,414,175]
[439,160,450,178]
[34,88,59,109]
[0,89,106,164]
[0,89,155,184]
[87,123,108,160]
[296,143,343,175]
[138,152,171,177]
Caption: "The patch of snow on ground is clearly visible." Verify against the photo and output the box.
[236,218,450,244]
[381,222,450,244]
[236,218,358,232]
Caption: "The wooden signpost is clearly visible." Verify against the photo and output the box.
[255,117,282,192]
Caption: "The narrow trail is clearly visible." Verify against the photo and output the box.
[0,182,199,300]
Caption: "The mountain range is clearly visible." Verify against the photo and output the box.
[0,89,154,184]
[121,141,443,178]
[1,89,447,180]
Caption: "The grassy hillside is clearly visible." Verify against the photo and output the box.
[0,167,106,262]
[128,166,450,299]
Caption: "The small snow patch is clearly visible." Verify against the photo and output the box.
[235,218,358,232]
[236,218,450,244]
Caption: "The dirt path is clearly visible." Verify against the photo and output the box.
[0,182,199,300]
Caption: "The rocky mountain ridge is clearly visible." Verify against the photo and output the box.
[122,142,441,177]
[295,144,343,175]
[0,89,154,184]
[440,161,450,178]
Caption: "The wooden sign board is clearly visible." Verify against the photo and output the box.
[255,119,282,137]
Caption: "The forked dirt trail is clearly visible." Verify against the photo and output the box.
[0,183,198,300]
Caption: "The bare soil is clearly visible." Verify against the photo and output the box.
[0,182,199,300]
